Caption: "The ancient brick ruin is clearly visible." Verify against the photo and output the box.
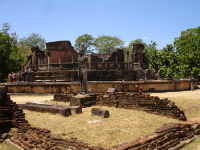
[0,86,103,150]
[112,123,200,150]
[96,92,187,121]
[0,86,30,142]
[9,41,162,82]
[1,86,200,149]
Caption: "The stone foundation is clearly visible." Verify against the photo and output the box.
[1,79,197,93]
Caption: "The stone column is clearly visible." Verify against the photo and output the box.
[88,55,91,69]
[38,59,40,71]
[127,51,130,69]
[47,52,51,71]
[115,55,118,70]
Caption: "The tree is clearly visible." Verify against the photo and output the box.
[174,26,200,79]
[18,33,46,63]
[94,35,124,53]
[20,33,46,50]
[74,34,95,54]
[0,23,24,81]
[143,41,161,72]
[159,44,178,78]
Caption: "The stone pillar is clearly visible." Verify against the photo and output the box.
[127,51,130,69]
[115,55,119,70]
[37,59,40,71]
[88,56,91,69]
[47,52,51,71]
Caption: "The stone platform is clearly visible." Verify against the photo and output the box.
[19,102,82,116]
[1,79,197,93]
[70,94,96,107]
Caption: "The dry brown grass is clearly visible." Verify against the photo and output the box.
[10,94,54,104]
[23,106,180,148]
[181,136,200,150]
[0,143,16,150]
[10,90,200,148]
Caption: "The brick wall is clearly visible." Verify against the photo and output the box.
[46,41,78,63]
[96,92,187,121]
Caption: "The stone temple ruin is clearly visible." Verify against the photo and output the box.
[9,41,160,82]
[1,40,199,149]
[5,40,197,94]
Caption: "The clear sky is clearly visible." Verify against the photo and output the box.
[0,0,200,49]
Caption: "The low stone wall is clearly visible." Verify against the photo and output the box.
[96,92,186,121]
[1,79,197,93]
[112,123,200,150]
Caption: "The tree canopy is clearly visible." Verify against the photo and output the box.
[174,26,200,79]
[94,35,124,54]
[74,34,95,54]
[0,23,24,81]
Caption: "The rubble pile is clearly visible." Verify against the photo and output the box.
[113,123,200,150]
[9,128,103,150]
[96,92,186,121]
[0,86,30,142]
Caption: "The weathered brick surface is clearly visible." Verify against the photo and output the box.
[96,92,187,121]
[1,86,200,150]
[70,95,96,107]
[54,93,74,102]
[46,41,78,63]
[0,86,30,135]
[112,123,200,150]
[0,86,104,149]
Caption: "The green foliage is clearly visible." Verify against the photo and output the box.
[158,44,178,78]
[94,35,124,54]
[144,41,161,72]
[20,33,46,50]
[174,26,200,79]
[74,34,95,54]
[0,23,24,82]
[18,33,46,65]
